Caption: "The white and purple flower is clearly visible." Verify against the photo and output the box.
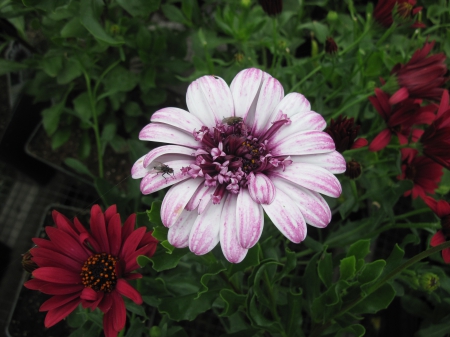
[132,68,345,263]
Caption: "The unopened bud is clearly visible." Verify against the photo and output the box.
[325,37,338,55]
[419,273,439,292]
[345,160,362,179]
[21,250,38,273]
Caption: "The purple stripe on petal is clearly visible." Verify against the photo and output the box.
[168,209,198,248]
[272,177,332,228]
[151,107,204,133]
[185,183,213,211]
[270,130,335,156]
[262,189,307,243]
[139,123,199,148]
[143,145,195,169]
[248,172,276,204]
[230,68,269,121]
[161,178,204,228]
[236,189,264,249]
[131,154,147,179]
[140,160,193,195]
[186,75,234,126]
[251,77,285,137]
[268,112,327,147]
[220,194,248,263]
[269,163,342,198]
[290,151,346,174]
[189,201,223,255]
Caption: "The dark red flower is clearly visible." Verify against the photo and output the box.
[24,205,158,337]
[259,0,282,16]
[368,88,435,151]
[325,37,338,55]
[421,90,450,169]
[345,160,362,179]
[325,115,367,153]
[424,197,450,263]
[389,41,448,103]
[374,0,425,28]
[397,148,443,199]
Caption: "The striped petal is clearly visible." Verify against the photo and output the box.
[151,107,204,133]
[236,188,264,249]
[143,145,195,169]
[161,178,204,228]
[168,209,198,248]
[186,75,234,126]
[270,130,335,156]
[139,123,199,148]
[290,151,346,174]
[189,201,223,255]
[220,194,248,263]
[262,189,307,243]
[248,172,276,204]
[269,163,342,198]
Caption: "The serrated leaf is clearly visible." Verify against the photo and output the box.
[358,260,386,286]
[340,256,356,280]
[124,298,148,319]
[337,324,366,337]
[147,201,163,227]
[158,291,217,321]
[248,293,283,333]
[347,239,371,261]
[197,261,226,298]
[351,283,395,314]
[219,289,247,317]
[226,244,261,277]
[138,246,190,271]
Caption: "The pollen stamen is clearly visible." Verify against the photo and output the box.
[81,253,118,293]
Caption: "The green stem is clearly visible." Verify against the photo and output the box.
[338,22,373,56]
[263,270,288,337]
[94,59,121,98]
[393,208,432,221]
[289,65,322,93]
[83,71,104,178]
[328,92,372,120]
[310,240,450,337]
[269,17,278,74]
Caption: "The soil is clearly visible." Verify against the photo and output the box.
[27,125,132,190]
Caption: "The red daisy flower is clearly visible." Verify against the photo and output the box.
[421,90,450,169]
[24,205,158,337]
[397,148,443,199]
[389,41,448,103]
[368,88,435,152]
[373,0,425,28]
[424,197,450,263]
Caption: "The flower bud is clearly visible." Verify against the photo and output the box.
[327,11,339,22]
[419,273,439,292]
[345,160,362,179]
[325,37,338,55]
[21,250,38,273]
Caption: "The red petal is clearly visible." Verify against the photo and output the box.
[80,287,98,301]
[442,248,450,264]
[33,267,81,284]
[116,279,142,304]
[122,214,136,243]
[44,298,80,328]
[110,291,126,332]
[351,138,368,149]
[45,227,89,263]
[31,247,82,270]
[430,231,446,247]
[40,293,80,311]
[389,87,409,104]
[105,205,118,223]
[99,293,113,313]
[369,129,392,151]
[108,213,122,256]
[120,227,146,259]
[436,200,450,218]
[91,212,110,253]
[437,90,449,119]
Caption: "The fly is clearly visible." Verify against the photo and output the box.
[222,116,243,125]
[153,162,175,181]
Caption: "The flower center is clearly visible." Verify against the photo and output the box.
[80,253,118,293]
[183,116,292,204]
[404,164,417,180]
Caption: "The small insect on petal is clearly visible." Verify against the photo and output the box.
[152,162,175,181]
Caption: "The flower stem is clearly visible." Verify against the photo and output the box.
[393,208,432,221]
[289,65,322,93]
[83,71,104,178]
[310,240,450,337]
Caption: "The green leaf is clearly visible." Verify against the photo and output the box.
[248,293,283,333]
[302,252,322,304]
[103,66,138,93]
[416,317,450,337]
[125,319,145,337]
[124,101,142,117]
[73,92,92,122]
[219,289,247,317]
[351,283,395,314]
[57,58,82,84]
[380,244,405,278]
[139,245,190,272]
[116,0,160,17]
[0,59,29,75]
[158,291,217,321]
[147,201,163,227]
[318,252,333,288]
[161,4,191,26]
[64,158,95,179]
[40,55,63,77]
[51,128,71,150]
[42,102,65,136]
[197,261,226,298]
[80,0,123,46]
[358,260,386,286]
[125,298,148,318]
[337,324,365,337]
[140,88,167,106]
[347,239,371,261]
[21,0,69,11]
[61,17,87,38]
[340,256,356,280]
[101,123,116,143]
[78,132,91,160]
